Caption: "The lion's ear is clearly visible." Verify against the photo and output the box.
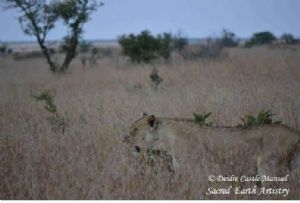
[141,112,148,117]
[147,115,156,128]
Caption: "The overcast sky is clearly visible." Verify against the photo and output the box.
[0,0,300,41]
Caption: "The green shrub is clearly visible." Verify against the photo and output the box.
[193,112,213,127]
[118,30,188,63]
[32,90,57,113]
[246,31,276,47]
[150,67,163,89]
[157,33,173,60]
[119,30,161,64]
[239,110,282,127]
[32,90,69,133]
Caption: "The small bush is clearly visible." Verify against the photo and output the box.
[220,29,238,47]
[32,90,57,113]
[150,67,163,89]
[246,31,276,47]
[193,112,213,127]
[118,30,188,64]
[119,30,161,64]
[239,110,282,127]
[32,90,69,133]
[157,33,173,60]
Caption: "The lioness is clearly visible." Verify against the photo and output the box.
[125,113,300,184]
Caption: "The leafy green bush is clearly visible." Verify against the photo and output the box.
[193,112,213,127]
[150,67,163,89]
[239,110,282,127]
[118,30,188,63]
[32,90,69,133]
[157,33,173,60]
[246,31,276,47]
[119,30,160,64]
[32,90,57,113]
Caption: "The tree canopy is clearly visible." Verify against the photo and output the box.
[3,0,103,72]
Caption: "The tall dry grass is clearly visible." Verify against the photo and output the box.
[0,46,300,199]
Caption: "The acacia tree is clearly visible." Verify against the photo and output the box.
[3,0,103,72]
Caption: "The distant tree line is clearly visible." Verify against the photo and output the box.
[245,31,298,47]
[218,30,299,48]
[118,29,299,64]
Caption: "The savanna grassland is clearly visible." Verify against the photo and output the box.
[0,45,300,199]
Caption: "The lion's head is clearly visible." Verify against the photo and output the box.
[124,113,159,148]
